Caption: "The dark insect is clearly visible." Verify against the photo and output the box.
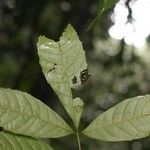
[48,67,55,72]
[72,76,77,84]
[48,63,57,72]
[80,68,90,84]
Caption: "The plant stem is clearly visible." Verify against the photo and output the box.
[76,129,82,150]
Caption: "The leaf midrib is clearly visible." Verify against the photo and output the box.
[57,41,76,124]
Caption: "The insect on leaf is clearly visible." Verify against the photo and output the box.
[0,88,73,138]
[0,131,54,150]
[37,24,90,126]
[82,95,150,141]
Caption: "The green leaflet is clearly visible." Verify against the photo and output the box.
[83,95,150,141]
[37,24,89,126]
[0,88,73,138]
[0,131,54,150]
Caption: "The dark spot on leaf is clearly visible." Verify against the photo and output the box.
[80,68,90,84]
[0,127,3,132]
[48,63,57,73]
[72,76,77,84]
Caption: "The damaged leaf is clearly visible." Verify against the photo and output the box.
[37,24,89,126]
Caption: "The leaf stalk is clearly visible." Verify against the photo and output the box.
[76,129,82,150]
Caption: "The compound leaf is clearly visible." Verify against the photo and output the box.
[83,95,150,141]
[0,88,73,138]
[37,24,89,126]
[0,131,54,150]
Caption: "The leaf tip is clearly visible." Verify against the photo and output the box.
[64,23,75,34]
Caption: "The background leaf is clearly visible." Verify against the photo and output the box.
[83,95,150,141]
[87,0,119,30]
[37,24,89,126]
[0,88,73,138]
[0,131,54,150]
[99,0,119,13]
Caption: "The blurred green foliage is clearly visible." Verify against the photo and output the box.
[0,0,150,149]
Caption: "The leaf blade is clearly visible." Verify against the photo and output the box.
[0,88,73,138]
[0,131,54,150]
[37,24,89,126]
[83,95,150,141]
